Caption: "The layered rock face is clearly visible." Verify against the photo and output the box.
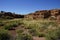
[51,9,60,16]
[24,9,60,20]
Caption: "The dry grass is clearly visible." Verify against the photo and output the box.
[0,18,60,40]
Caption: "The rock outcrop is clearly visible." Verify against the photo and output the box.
[0,11,24,19]
[24,9,60,20]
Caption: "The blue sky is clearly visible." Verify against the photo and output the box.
[0,0,60,14]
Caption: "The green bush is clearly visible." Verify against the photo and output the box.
[3,19,24,30]
[4,23,18,30]
[4,24,13,30]
[45,28,60,40]
[0,29,11,40]
[16,33,33,40]
[12,23,18,27]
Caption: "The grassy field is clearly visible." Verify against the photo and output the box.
[0,18,60,40]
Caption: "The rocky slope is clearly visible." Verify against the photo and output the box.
[24,9,60,20]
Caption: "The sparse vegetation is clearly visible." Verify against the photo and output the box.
[16,33,33,40]
[0,29,12,40]
[0,18,59,40]
[29,28,45,37]
[16,29,24,34]
[45,27,60,40]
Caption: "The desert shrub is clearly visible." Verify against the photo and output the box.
[5,16,14,19]
[16,21,24,25]
[45,28,60,40]
[39,21,57,31]
[47,22,57,26]
[0,22,4,26]
[29,28,45,37]
[4,23,18,30]
[16,29,24,34]
[4,22,23,30]
[24,24,34,29]
[40,21,57,27]
[39,23,48,32]
[23,19,58,38]
[3,19,24,30]
[16,33,33,40]
[0,29,11,40]
[4,24,13,30]
[23,21,41,30]
[11,23,19,27]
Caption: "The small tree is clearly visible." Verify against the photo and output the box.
[1,11,5,13]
